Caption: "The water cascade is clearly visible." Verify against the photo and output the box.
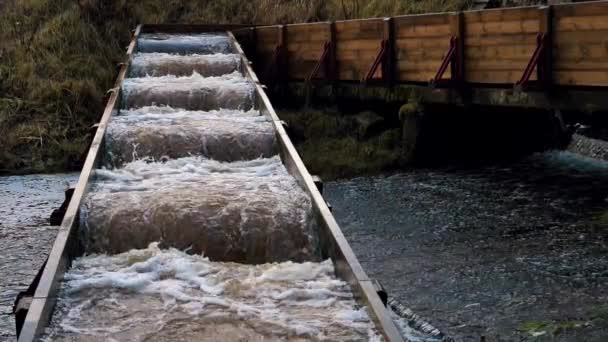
[104,106,277,166]
[42,33,380,341]
[129,52,242,77]
[121,72,256,110]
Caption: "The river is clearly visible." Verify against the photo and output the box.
[0,173,78,340]
[1,151,607,341]
[325,151,608,341]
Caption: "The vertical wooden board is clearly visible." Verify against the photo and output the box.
[553,2,608,86]
[462,7,541,85]
[334,20,384,81]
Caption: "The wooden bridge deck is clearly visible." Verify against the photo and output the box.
[207,1,608,110]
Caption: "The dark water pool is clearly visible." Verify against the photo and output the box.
[325,151,608,342]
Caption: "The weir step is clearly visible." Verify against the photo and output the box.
[16,28,404,342]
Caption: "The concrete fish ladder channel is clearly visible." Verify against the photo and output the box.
[17,27,403,341]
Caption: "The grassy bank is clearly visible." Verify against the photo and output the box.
[279,108,404,179]
[0,0,472,173]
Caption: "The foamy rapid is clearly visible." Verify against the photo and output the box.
[105,106,277,166]
[41,244,380,341]
[121,72,255,110]
[129,53,241,77]
[81,157,317,263]
[137,33,232,54]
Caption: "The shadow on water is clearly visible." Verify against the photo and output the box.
[325,151,608,342]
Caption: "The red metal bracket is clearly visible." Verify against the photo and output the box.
[516,33,548,90]
[306,41,332,83]
[362,39,389,83]
[430,36,458,88]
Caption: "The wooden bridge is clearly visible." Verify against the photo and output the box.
[220,0,608,110]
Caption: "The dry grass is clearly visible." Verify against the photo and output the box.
[0,0,473,173]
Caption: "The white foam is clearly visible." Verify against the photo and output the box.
[121,71,255,111]
[129,53,241,77]
[81,157,317,262]
[43,244,381,341]
[137,33,233,55]
[105,107,276,165]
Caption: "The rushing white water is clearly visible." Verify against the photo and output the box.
[105,106,277,165]
[39,33,387,341]
[81,157,317,263]
[129,53,242,77]
[121,72,256,110]
[41,244,379,341]
[137,33,233,55]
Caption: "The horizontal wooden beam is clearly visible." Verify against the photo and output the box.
[246,1,608,89]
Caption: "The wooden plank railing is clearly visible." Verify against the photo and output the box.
[245,0,608,88]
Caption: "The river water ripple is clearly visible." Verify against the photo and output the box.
[1,151,607,341]
[0,173,78,340]
[325,151,608,341]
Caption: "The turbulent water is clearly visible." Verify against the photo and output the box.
[105,106,276,166]
[32,32,381,341]
[121,72,256,111]
[129,53,241,77]
[82,157,316,262]
[325,151,608,342]
[0,173,78,340]
[136,34,233,55]
[40,243,379,342]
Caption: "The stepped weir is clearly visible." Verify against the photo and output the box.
[16,29,403,341]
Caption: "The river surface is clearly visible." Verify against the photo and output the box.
[0,173,78,340]
[325,151,608,342]
[1,151,608,341]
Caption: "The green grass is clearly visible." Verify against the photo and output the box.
[0,0,472,173]
[279,109,402,179]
